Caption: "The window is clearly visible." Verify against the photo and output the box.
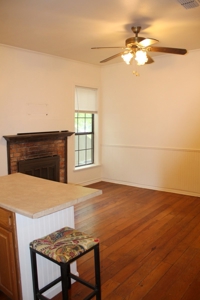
[75,113,94,167]
[75,86,98,168]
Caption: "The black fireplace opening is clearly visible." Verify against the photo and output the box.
[18,155,60,182]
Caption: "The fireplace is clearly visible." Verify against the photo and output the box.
[18,155,60,182]
[3,131,74,183]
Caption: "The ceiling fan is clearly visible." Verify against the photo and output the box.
[92,26,187,65]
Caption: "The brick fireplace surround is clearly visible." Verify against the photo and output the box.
[3,131,74,183]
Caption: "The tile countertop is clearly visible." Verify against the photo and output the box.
[0,173,102,219]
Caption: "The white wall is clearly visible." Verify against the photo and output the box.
[1,44,200,196]
[101,49,200,196]
[0,44,102,184]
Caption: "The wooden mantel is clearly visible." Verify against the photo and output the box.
[3,130,74,142]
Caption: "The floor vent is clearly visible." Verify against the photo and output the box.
[177,0,199,9]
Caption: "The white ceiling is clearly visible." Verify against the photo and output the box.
[0,0,200,65]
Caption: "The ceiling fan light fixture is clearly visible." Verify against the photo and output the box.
[121,52,133,64]
[135,50,148,65]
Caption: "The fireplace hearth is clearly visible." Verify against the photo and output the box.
[3,131,74,183]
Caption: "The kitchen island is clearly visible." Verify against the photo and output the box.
[0,173,102,300]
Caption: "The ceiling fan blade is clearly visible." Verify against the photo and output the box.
[148,46,187,55]
[91,47,124,49]
[146,54,154,64]
[100,52,124,63]
[138,38,159,47]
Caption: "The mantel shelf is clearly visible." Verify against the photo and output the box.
[3,130,74,142]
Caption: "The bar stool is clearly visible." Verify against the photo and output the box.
[29,226,101,300]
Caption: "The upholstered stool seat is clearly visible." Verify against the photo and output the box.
[30,226,101,300]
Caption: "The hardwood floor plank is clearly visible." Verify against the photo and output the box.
[180,270,200,300]
[123,262,171,300]
[159,248,200,300]
[142,264,182,300]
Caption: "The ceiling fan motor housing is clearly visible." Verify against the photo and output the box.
[125,37,144,48]
[131,26,141,35]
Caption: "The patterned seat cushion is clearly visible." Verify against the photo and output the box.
[30,227,99,263]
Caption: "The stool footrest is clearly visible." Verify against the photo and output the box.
[83,291,99,300]
[36,294,49,300]
[70,273,96,290]
[38,276,62,295]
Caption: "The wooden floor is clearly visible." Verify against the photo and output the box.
[2,181,200,300]
[50,181,200,300]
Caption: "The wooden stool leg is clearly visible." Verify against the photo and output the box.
[60,263,70,300]
[94,244,101,300]
[30,249,39,300]
[67,264,71,289]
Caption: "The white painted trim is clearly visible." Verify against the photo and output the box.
[102,144,200,153]
[101,178,200,197]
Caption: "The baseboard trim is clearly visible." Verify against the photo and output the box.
[101,178,200,198]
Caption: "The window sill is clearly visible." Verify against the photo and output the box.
[74,164,101,172]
